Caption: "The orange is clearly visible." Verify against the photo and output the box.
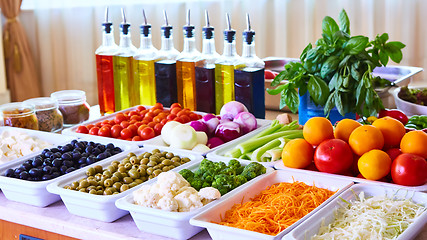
[372,117,406,148]
[303,117,334,145]
[348,125,384,155]
[334,119,362,142]
[358,149,391,180]
[282,139,314,169]
[400,130,427,158]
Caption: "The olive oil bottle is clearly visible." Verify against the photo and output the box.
[214,13,242,114]
[176,10,200,110]
[155,11,180,107]
[113,8,137,111]
[95,7,118,115]
[234,14,265,118]
[133,10,159,106]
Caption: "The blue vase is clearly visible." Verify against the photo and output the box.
[298,92,356,125]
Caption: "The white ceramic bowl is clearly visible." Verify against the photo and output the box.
[393,87,427,116]
[283,184,427,240]
[115,158,275,240]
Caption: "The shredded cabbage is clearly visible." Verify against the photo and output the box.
[311,191,426,240]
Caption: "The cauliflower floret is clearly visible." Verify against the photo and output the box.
[156,171,190,193]
[198,187,221,205]
[157,195,179,212]
[174,187,203,212]
[176,186,198,195]
[133,184,161,208]
[150,182,174,198]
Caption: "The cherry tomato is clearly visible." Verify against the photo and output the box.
[129,120,137,124]
[146,112,155,118]
[148,122,156,129]
[189,113,199,121]
[378,109,409,125]
[177,110,189,117]
[170,103,182,109]
[166,114,177,121]
[101,120,110,126]
[140,109,149,118]
[115,113,127,124]
[170,108,181,115]
[132,136,142,141]
[135,122,143,127]
[160,119,168,125]
[152,109,163,116]
[153,102,164,110]
[89,127,99,135]
[86,124,95,130]
[173,117,184,123]
[120,121,130,128]
[127,124,138,136]
[76,126,89,134]
[95,122,103,128]
[98,126,111,137]
[180,115,191,123]
[391,153,427,186]
[120,128,133,139]
[136,105,146,112]
[386,148,402,161]
[154,123,163,135]
[143,116,153,122]
[153,116,162,123]
[128,110,139,117]
[111,125,123,138]
[314,139,354,174]
[130,115,142,122]
[140,127,155,140]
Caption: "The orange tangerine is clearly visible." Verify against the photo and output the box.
[303,117,334,146]
[349,125,384,155]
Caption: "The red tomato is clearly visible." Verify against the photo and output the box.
[130,115,142,122]
[189,113,199,121]
[170,108,181,115]
[391,153,427,186]
[140,109,149,118]
[135,122,143,127]
[101,120,110,126]
[95,122,103,128]
[152,116,162,123]
[146,112,155,118]
[98,126,111,137]
[314,139,354,174]
[76,126,89,134]
[129,110,139,117]
[264,69,279,79]
[173,117,184,123]
[386,148,402,161]
[127,124,138,136]
[166,114,177,121]
[89,127,99,135]
[136,105,146,112]
[120,121,130,129]
[137,125,148,137]
[180,115,191,123]
[177,110,189,117]
[147,122,156,129]
[170,103,182,109]
[143,116,153,123]
[86,124,95,130]
[140,127,155,140]
[111,125,123,138]
[154,123,163,135]
[115,113,127,124]
[160,119,168,125]
[153,102,164,110]
[120,128,133,140]
[132,136,142,141]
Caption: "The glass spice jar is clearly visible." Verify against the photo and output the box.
[0,102,39,130]
[23,97,64,132]
[51,90,90,127]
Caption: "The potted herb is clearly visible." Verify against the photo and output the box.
[267,10,405,124]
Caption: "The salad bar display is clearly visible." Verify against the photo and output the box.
[0,8,426,240]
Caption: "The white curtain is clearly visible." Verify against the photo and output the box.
[20,0,427,105]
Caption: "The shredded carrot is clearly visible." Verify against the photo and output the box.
[215,181,336,236]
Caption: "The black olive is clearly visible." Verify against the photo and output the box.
[72,152,81,160]
[96,153,106,160]
[52,159,63,168]
[14,167,24,175]
[86,156,96,165]
[80,163,88,168]
[106,143,114,150]
[24,160,33,165]
[60,165,68,173]
[42,174,52,180]
[78,157,87,165]
[32,158,43,167]
[50,148,59,153]
[19,171,29,180]
[71,139,78,145]
[81,153,89,158]
[5,169,14,177]
[92,148,101,155]
[65,167,76,174]
[29,168,42,177]
[62,152,72,160]
[63,160,73,167]
[43,166,52,174]
[44,151,53,158]
[51,167,58,173]
[22,163,32,171]
[53,152,62,158]
[51,172,60,178]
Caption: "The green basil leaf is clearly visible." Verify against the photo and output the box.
[345,36,369,55]
[379,49,389,66]
[363,76,371,88]
[338,55,351,69]
[351,64,361,81]
[324,92,335,117]
[365,89,374,106]
[322,16,339,37]
[386,41,406,49]
[270,71,287,87]
[284,86,299,113]
[300,43,313,60]
[343,76,350,88]
[334,92,345,116]
[266,83,287,95]
[308,75,329,106]
[336,75,344,88]
[320,56,339,78]
[280,90,287,109]
[329,73,338,91]
[334,31,351,41]
[306,48,319,61]
[379,33,389,43]
[385,43,403,63]
[304,61,317,73]
[339,9,350,34]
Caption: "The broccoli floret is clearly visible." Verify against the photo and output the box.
[228,159,241,169]
[189,177,203,191]
[199,158,215,173]
[178,169,194,180]
[193,168,204,178]
[213,161,227,174]
[233,175,247,188]
[202,182,211,188]
[240,162,266,181]
[221,159,244,176]
[212,174,234,195]
[201,172,214,184]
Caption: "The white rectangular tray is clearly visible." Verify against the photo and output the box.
[62,105,207,147]
[0,126,76,168]
[274,161,427,192]
[144,118,272,156]
[206,125,281,167]
[115,157,274,240]
[190,169,354,240]
[0,136,136,207]
[46,146,203,222]
[283,184,427,240]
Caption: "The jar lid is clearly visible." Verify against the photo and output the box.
[0,102,35,117]
[51,90,86,104]
[23,97,58,111]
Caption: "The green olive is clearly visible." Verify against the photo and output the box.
[64,186,72,190]
[182,157,191,163]
[120,184,129,192]
[104,189,113,195]
[106,187,116,193]
[122,158,130,165]
[153,165,160,170]
[140,158,149,165]
[71,181,79,189]
[162,159,172,166]
[79,188,87,192]
[127,152,136,157]
[124,163,132,170]
[140,176,148,182]
[113,172,123,180]
[137,155,144,160]
[152,149,160,154]
[169,165,175,170]
[149,155,159,163]
[129,182,138,188]
[111,160,120,166]
[147,161,157,167]
[95,173,102,181]
[171,157,181,163]
[128,169,140,179]
[102,170,112,178]
[130,156,138,165]
[118,166,126,173]
[89,189,97,194]
[107,165,117,173]
[88,179,98,186]
[137,167,146,176]
[134,179,143,184]
[86,167,96,176]
[153,169,162,177]
[162,166,170,172]
[143,152,152,158]
[139,164,148,170]
[148,175,154,180]
[113,182,122,191]
[173,162,181,167]
[94,165,103,174]
[87,176,95,181]
[104,179,113,187]
[165,152,174,159]
[96,186,104,191]
[79,180,89,188]
[96,190,103,195]
[123,177,133,184]
[146,167,154,175]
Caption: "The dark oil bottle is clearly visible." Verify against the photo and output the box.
[95,7,117,115]
[234,14,265,118]
[155,11,179,107]
[195,10,219,113]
